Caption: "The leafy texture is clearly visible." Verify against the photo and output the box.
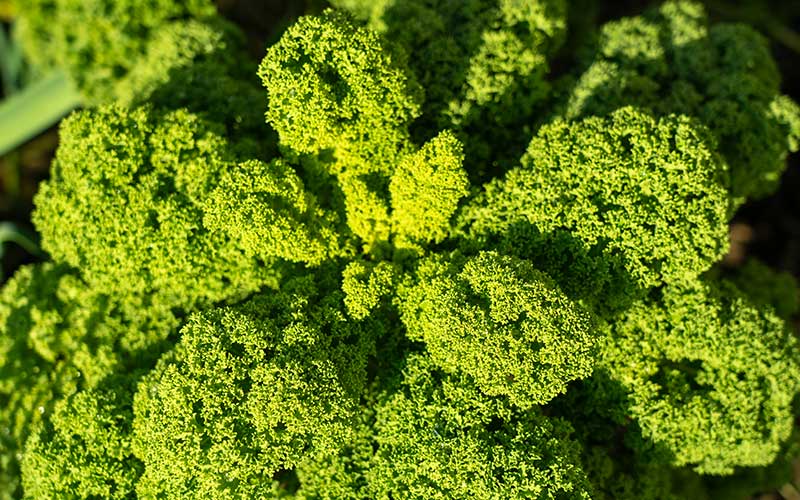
[15,0,219,104]
[399,251,595,408]
[341,261,396,321]
[292,406,376,500]
[259,9,420,160]
[33,106,277,312]
[116,19,270,150]
[203,158,349,266]
[561,0,800,202]
[5,4,800,499]
[294,353,592,499]
[367,353,592,499]
[21,379,142,500]
[260,10,472,253]
[462,107,730,292]
[259,9,422,250]
[726,259,799,321]
[132,277,379,499]
[581,447,708,500]
[332,0,568,179]
[0,264,175,499]
[601,278,800,474]
[14,0,271,159]
[389,130,468,248]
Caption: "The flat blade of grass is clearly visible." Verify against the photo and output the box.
[0,69,82,156]
[0,23,26,95]
[0,221,41,257]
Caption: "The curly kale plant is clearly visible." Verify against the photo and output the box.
[2,1,800,499]
[32,106,277,311]
[461,106,731,292]
[560,0,800,203]
[398,251,595,408]
[14,0,269,145]
[331,0,569,177]
[17,0,219,103]
[601,277,800,474]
